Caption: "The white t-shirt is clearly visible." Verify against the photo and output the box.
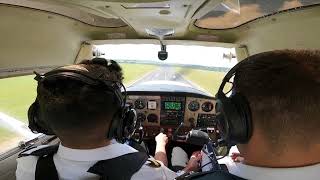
[16,142,177,180]
[219,156,320,180]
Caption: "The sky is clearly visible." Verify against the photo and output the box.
[97,44,238,68]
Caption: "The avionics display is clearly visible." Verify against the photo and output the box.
[164,102,182,110]
[161,96,185,126]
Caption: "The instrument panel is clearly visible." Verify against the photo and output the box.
[127,95,217,139]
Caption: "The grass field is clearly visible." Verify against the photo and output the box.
[0,75,37,123]
[121,63,158,84]
[0,63,158,123]
[175,67,227,95]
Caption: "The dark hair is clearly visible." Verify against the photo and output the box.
[37,58,124,135]
[234,50,320,149]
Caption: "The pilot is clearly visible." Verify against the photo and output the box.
[15,58,199,180]
[216,50,320,179]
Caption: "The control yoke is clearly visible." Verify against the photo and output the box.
[172,122,185,141]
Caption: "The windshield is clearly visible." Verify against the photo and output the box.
[98,44,237,95]
[195,0,320,29]
[0,44,237,154]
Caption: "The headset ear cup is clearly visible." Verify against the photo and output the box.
[215,94,249,145]
[215,99,230,141]
[28,102,40,133]
[107,108,137,141]
[28,101,55,135]
[123,109,137,138]
[230,94,252,143]
[214,57,255,145]
[107,112,120,140]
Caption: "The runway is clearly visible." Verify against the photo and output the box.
[128,66,196,88]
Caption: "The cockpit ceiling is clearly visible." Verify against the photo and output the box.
[1,0,320,37]
[0,0,206,37]
[0,0,127,28]
[195,0,320,29]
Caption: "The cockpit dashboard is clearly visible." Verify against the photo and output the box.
[126,81,217,140]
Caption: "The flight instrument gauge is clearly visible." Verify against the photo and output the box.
[134,99,146,109]
[188,101,200,111]
[201,102,214,112]
[137,113,146,122]
[147,113,158,123]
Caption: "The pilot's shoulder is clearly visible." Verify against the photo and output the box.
[16,146,45,175]
[17,145,50,171]
[133,157,176,180]
[145,158,162,168]
[19,145,50,156]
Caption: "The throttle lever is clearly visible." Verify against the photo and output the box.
[160,128,165,134]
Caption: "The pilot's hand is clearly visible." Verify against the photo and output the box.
[155,133,169,166]
[231,152,244,162]
[184,151,202,172]
[155,132,168,147]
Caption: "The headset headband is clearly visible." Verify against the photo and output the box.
[34,65,126,109]
[216,58,251,98]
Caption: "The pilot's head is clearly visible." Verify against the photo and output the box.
[233,49,320,167]
[36,58,124,148]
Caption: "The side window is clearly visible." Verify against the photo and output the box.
[0,75,38,154]
[0,64,162,154]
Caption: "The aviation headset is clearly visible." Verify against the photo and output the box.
[215,59,253,146]
[28,58,137,141]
